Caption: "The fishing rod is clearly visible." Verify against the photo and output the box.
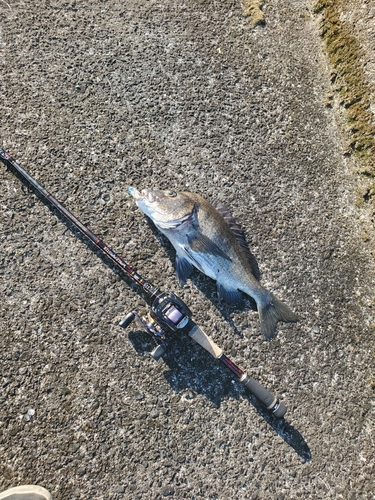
[0,148,287,418]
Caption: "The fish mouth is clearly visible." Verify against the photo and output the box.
[142,189,157,203]
[127,187,156,203]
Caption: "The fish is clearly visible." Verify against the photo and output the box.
[128,187,298,340]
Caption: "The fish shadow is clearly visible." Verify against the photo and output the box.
[128,329,311,462]
[188,272,257,337]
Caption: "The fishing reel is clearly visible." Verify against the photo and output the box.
[119,292,192,360]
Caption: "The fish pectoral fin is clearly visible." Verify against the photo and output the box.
[175,255,194,287]
[217,283,243,304]
[187,231,232,261]
[182,246,205,273]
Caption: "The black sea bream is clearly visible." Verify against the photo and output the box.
[129,187,297,340]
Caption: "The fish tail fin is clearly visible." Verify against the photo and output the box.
[258,294,298,341]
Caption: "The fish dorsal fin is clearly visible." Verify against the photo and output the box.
[213,200,261,280]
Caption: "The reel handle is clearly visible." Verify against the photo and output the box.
[119,312,136,329]
[119,310,167,360]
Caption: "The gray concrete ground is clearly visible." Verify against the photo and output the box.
[0,1,374,499]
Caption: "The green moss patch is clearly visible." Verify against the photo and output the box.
[314,0,375,172]
[241,0,265,27]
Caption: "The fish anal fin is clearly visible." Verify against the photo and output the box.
[187,230,232,261]
[213,200,260,280]
[217,283,243,304]
[176,255,194,287]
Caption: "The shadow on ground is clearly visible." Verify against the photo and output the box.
[128,329,311,463]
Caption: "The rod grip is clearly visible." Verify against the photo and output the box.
[242,376,286,418]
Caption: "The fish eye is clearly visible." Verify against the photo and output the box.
[167,190,177,197]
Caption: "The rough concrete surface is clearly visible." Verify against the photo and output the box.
[0,1,374,499]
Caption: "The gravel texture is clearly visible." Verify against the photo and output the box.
[0,1,374,499]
